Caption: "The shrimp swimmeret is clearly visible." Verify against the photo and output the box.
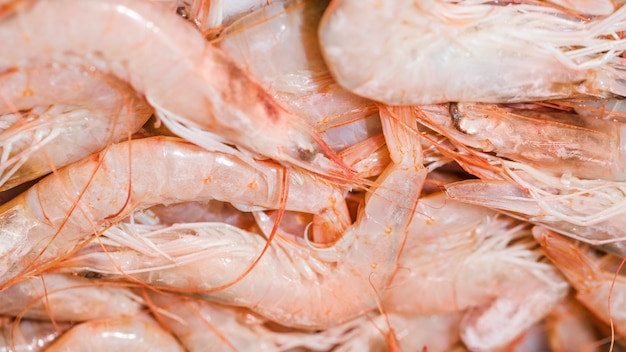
[0,0,353,180]
[319,0,626,104]
[0,136,350,288]
[54,106,427,329]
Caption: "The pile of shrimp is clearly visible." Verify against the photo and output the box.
[3,0,626,351]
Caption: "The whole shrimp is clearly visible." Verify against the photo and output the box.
[0,0,354,180]
[53,105,427,330]
[319,0,626,104]
[0,136,350,287]
[534,226,626,342]
[0,65,151,191]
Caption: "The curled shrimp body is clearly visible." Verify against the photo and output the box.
[319,0,626,104]
[0,65,151,191]
[0,136,348,287]
[0,0,352,179]
[56,106,427,329]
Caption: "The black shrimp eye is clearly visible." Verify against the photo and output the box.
[449,102,466,133]
[80,271,103,279]
[297,146,317,162]
[176,6,189,19]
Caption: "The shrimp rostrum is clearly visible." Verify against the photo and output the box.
[319,0,626,104]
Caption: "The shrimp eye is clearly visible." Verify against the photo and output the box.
[80,271,103,279]
[176,6,189,20]
[297,146,317,162]
[449,102,467,133]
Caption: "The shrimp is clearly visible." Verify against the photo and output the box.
[0,65,152,191]
[533,226,626,341]
[0,317,70,352]
[53,105,427,329]
[383,192,569,351]
[319,0,626,105]
[0,136,349,287]
[216,0,382,153]
[0,273,144,322]
[0,0,354,180]
[45,315,184,352]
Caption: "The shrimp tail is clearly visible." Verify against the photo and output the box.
[532,227,600,291]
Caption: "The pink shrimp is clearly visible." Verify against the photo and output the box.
[0,65,151,191]
[319,0,626,105]
[0,0,355,181]
[52,105,427,329]
[0,136,349,287]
